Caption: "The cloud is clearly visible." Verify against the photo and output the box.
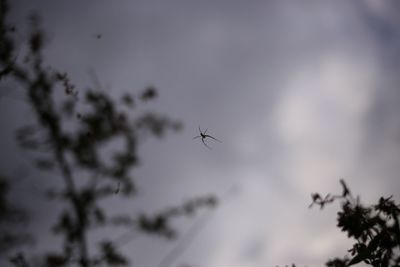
[3,1,400,267]
[274,52,377,193]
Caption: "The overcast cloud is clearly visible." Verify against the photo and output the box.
[2,1,400,267]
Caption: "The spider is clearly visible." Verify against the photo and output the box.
[193,126,221,149]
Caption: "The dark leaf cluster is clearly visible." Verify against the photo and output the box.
[310,180,400,267]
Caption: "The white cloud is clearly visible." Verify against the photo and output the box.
[275,52,377,192]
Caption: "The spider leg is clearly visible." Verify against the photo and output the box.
[204,128,208,134]
[201,138,212,149]
[198,126,202,134]
[205,134,222,143]
[193,135,201,140]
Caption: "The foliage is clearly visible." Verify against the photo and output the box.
[310,180,400,267]
[0,0,216,266]
[0,177,32,255]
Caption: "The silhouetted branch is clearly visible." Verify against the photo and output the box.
[310,180,400,267]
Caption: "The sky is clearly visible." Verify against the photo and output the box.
[2,0,400,266]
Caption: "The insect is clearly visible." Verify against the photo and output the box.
[193,126,221,149]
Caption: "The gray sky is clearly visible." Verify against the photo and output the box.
[2,0,400,266]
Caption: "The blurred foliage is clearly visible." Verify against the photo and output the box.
[310,180,400,267]
[0,178,32,255]
[0,0,216,266]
